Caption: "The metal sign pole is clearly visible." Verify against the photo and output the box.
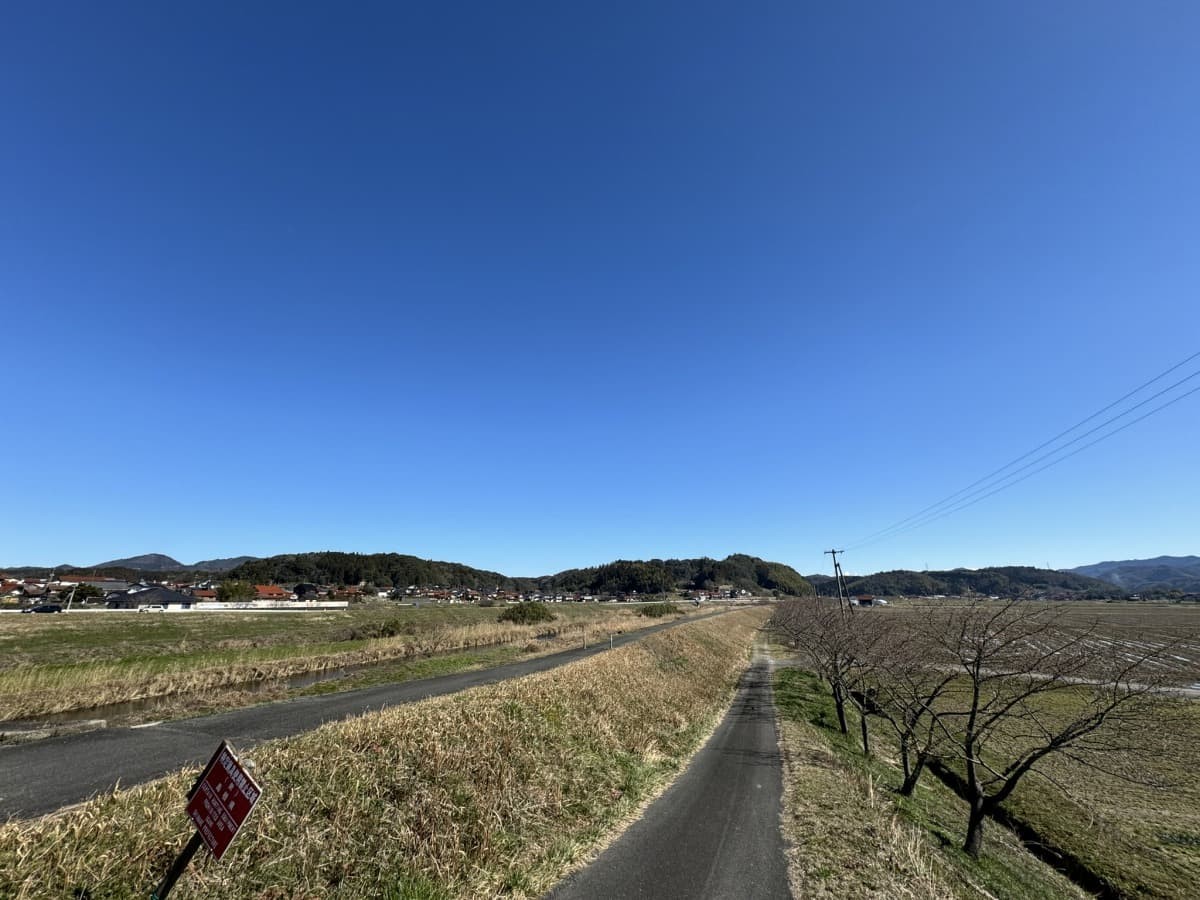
[149,740,262,899]
[150,832,203,900]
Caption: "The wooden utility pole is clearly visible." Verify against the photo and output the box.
[824,549,850,619]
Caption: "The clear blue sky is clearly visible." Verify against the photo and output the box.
[3,2,1198,577]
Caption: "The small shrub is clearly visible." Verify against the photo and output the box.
[497,603,556,625]
[338,618,421,641]
[638,602,682,618]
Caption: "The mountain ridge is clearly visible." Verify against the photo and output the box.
[1068,555,1200,593]
[806,566,1121,599]
[87,553,258,573]
[10,550,1196,596]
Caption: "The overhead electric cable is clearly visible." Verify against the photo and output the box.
[848,382,1200,551]
[846,365,1200,549]
[843,347,1200,551]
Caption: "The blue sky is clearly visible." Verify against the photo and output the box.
[2,2,1197,577]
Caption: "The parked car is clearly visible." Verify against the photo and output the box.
[22,603,63,614]
[137,604,167,613]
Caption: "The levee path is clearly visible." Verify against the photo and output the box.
[545,651,791,900]
[0,611,725,819]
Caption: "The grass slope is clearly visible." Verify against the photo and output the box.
[0,609,768,899]
[0,604,683,722]
[775,668,1091,900]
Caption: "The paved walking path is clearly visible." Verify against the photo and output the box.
[544,652,791,900]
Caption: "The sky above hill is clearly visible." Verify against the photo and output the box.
[3,2,1198,577]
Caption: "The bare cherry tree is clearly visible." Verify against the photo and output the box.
[865,622,959,796]
[771,598,886,756]
[919,599,1175,857]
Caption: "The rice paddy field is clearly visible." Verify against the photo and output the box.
[878,600,1200,688]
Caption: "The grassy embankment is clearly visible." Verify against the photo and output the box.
[775,667,1089,900]
[866,600,1200,897]
[775,665,1200,899]
[981,690,1200,898]
[0,607,767,899]
[0,603,697,722]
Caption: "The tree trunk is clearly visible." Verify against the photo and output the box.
[963,793,987,858]
[831,681,849,734]
[900,741,911,780]
[859,707,871,756]
[899,753,926,796]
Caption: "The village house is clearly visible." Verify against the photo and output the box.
[255,584,294,601]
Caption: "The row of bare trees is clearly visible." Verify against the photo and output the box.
[771,598,1181,857]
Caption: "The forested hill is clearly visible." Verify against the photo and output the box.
[535,554,814,597]
[810,566,1122,599]
[226,552,513,591]
[226,551,814,596]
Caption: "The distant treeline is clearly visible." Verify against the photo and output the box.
[810,566,1123,599]
[225,551,814,597]
[537,554,813,597]
[228,552,511,591]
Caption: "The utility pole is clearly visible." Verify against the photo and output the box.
[824,549,850,619]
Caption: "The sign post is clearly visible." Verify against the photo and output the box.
[151,741,262,899]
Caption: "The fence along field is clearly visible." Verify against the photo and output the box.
[771,598,1200,898]
[0,602,696,723]
[0,608,768,899]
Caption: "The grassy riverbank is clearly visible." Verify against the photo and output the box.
[0,608,767,898]
[0,603,698,722]
[775,664,1199,899]
[775,668,1088,899]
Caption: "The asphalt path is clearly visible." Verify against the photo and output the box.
[0,612,722,820]
[545,653,791,900]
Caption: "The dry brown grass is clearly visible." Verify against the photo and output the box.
[0,608,768,899]
[0,611,672,722]
[777,711,956,899]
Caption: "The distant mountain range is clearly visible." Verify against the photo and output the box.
[1067,556,1200,593]
[88,553,258,573]
[8,549,1196,595]
[805,566,1119,599]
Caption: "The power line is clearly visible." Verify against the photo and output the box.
[849,381,1200,551]
[846,365,1200,549]
[846,348,1200,549]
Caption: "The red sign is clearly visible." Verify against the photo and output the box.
[185,742,262,861]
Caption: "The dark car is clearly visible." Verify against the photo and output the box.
[22,603,63,614]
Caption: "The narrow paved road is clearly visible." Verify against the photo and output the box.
[545,653,791,900]
[0,613,720,820]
